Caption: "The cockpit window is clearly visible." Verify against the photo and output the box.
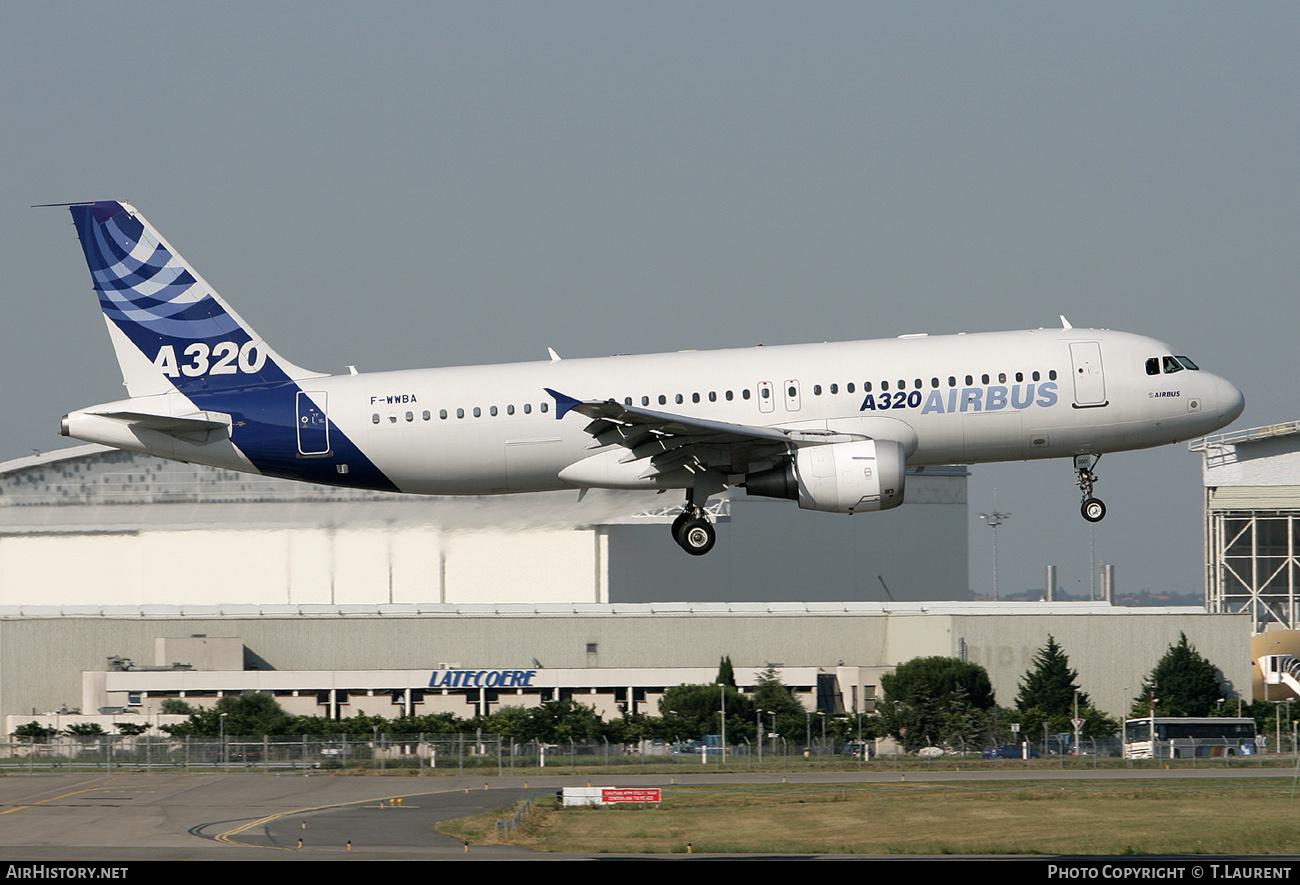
[1175,355,1199,371]
[1162,356,1184,374]
[1146,357,1160,376]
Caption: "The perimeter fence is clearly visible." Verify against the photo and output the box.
[0,733,1289,774]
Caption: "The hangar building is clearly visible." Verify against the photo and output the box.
[0,445,1252,727]
[0,445,968,606]
[1193,422,1300,632]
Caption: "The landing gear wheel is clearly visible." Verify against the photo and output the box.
[671,509,693,546]
[1081,497,1106,523]
[677,517,716,556]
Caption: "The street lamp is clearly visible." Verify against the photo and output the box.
[978,510,1011,600]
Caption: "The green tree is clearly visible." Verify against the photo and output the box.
[750,666,806,740]
[162,692,291,737]
[113,722,150,737]
[1130,633,1225,718]
[159,699,197,716]
[523,698,609,743]
[389,711,465,735]
[879,657,996,752]
[1012,637,1119,741]
[12,722,58,743]
[658,683,755,742]
[65,722,106,738]
[1017,636,1089,715]
[716,656,736,688]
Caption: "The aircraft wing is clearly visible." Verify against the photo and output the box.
[546,388,855,478]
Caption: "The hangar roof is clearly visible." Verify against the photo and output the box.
[0,600,1207,620]
[1190,421,1300,492]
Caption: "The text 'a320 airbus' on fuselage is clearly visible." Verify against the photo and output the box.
[50,201,1245,555]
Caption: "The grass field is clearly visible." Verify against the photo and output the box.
[437,779,1300,855]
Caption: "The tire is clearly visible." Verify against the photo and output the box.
[1081,498,1106,523]
[671,509,692,546]
[678,518,716,556]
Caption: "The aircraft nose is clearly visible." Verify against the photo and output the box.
[1217,376,1245,424]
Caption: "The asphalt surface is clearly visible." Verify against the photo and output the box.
[0,767,1294,861]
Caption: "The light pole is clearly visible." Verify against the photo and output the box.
[719,684,726,765]
[219,713,229,768]
[979,510,1011,600]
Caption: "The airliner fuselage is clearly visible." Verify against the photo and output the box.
[53,201,1245,555]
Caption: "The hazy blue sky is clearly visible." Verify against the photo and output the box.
[2,3,1296,600]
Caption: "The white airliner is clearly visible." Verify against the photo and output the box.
[52,201,1245,555]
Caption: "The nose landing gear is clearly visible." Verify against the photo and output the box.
[1075,454,1106,523]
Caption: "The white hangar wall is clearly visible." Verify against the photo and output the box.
[0,523,603,606]
[0,603,1248,724]
[0,446,967,607]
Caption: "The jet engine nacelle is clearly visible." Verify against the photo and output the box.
[745,439,906,513]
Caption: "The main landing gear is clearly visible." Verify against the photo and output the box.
[672,505,716,555]
[672,488,717,556]
[1074,454,1106,523]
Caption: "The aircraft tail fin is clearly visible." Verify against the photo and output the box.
[64,200,321,397]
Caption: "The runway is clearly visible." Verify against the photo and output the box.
[0,768,1290,861]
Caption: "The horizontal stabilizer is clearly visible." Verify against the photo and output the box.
[87,410,232,433]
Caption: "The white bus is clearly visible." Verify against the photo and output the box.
[1123,717,1256,759]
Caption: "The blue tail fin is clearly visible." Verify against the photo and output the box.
[67,201,320,397]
